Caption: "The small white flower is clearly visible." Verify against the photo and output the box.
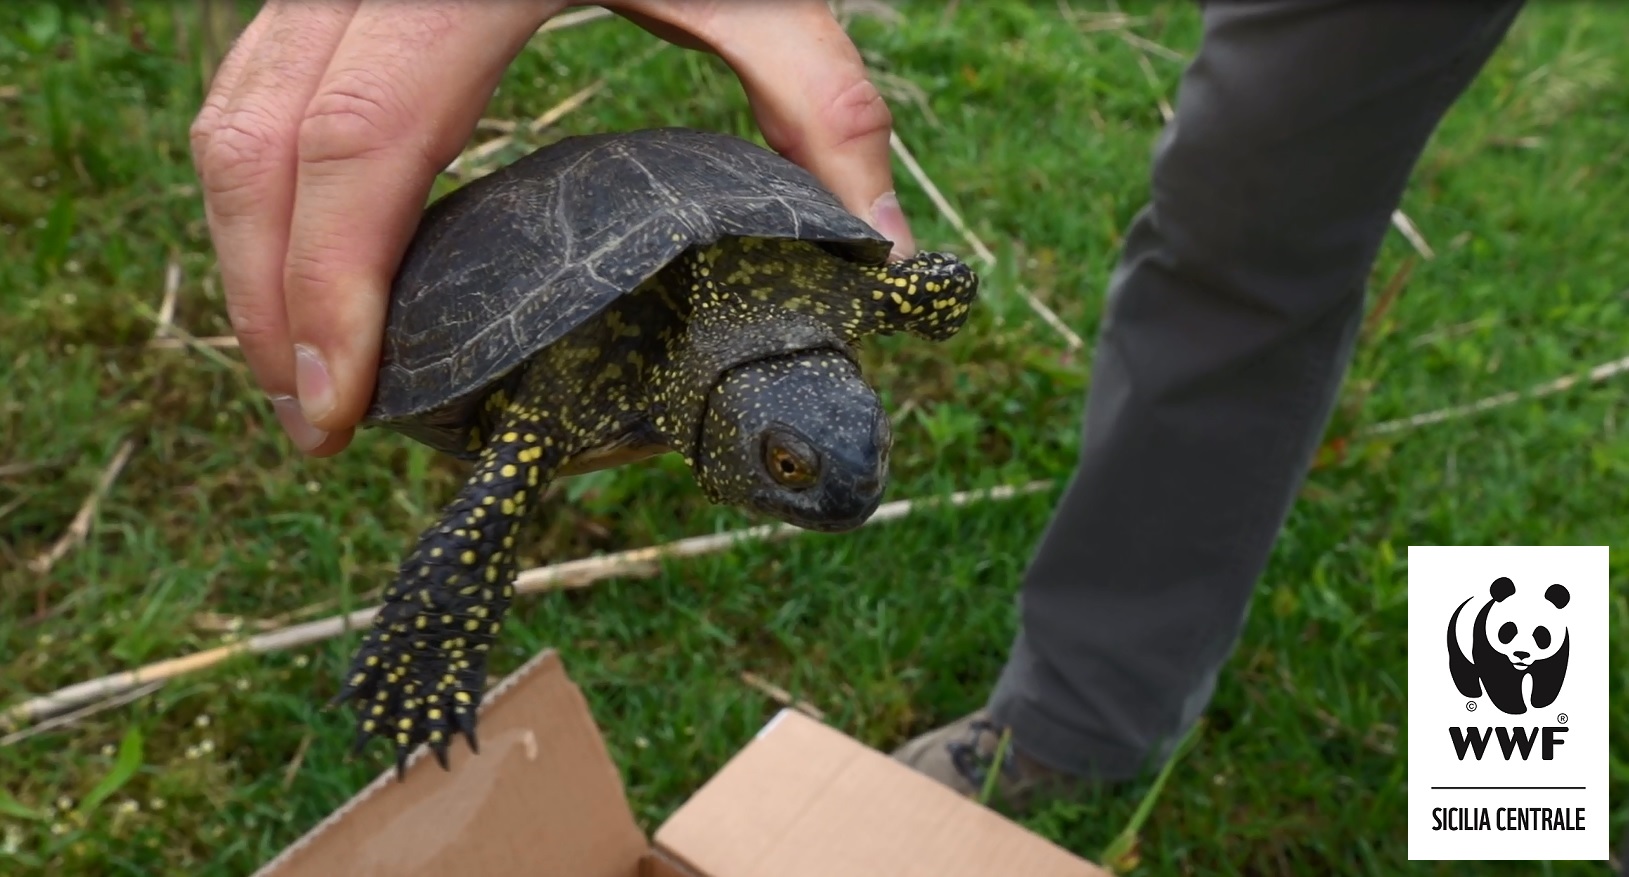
[294,654,310,668]
[195,714,212,728]
[148,797,166,811]
[116,800,139,815]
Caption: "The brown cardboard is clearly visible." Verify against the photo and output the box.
[252,650,647,877]
[256,649,1113,877]
[652,709,1110,877]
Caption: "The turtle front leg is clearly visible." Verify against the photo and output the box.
[334,409,564,776]
[849,250,980,342]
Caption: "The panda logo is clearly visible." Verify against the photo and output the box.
[1446,575,1570,715]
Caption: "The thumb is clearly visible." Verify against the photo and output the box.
[706,4,916,258]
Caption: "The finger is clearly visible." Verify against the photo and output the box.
[283,0,566,434]
[191,0,360,454]
[707,3,915,258]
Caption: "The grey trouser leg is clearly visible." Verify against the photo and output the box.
[986,0,1527,781]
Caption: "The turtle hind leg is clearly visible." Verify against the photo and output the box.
[334,412,563,776]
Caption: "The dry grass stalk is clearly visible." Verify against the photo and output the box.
[148,334,239,350]
[1118,29,1186,63]
[155,259,181,331]
[282,733,315,790]
[0,681,164,748]
[1362,353,1629,436]
[3,480,1054,728]
[887,132,1086,352]
[1131,50,1174,122]
[541,7,615,32]
[1390,209,1435,259]
[27,438,138,576]
[0,459,66,478]
[740,671,826,720]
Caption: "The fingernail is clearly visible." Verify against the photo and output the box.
[869,191,916,259]
[294,343,335,424]
[271,395,330,453]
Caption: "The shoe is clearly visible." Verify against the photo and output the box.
[890,710,1085,813]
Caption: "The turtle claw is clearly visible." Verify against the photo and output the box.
[432,742,451,771]
[455,709,480,754]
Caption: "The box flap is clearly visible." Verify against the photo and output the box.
[652,710,1113,877]
[254,649,648,877]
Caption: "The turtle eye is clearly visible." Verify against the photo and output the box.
[762,434,819,488]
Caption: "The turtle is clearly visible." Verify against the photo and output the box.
[335,126,980,775]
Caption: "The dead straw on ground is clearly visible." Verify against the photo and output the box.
[2,481,1053,733]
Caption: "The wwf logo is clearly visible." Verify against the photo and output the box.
[1446,575,1570,716]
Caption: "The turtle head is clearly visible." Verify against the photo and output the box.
[694,348,890,532]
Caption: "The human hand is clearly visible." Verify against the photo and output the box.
[190,0,914,458]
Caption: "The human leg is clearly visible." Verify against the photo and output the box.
[895,0,1527,801]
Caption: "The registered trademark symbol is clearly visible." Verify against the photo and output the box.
[1466,701,1477,712]
[1558,713,1568,724]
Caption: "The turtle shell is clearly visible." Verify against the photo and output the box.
[364,126,892,455]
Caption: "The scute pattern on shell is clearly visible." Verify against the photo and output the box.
[364,127,893,454]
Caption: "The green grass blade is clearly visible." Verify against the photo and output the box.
[0,786,47,821]
[77,727,145,815]
[1098,718,1204,871]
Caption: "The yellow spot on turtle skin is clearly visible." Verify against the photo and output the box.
[460,550,478,565]
[501,463,518,478]
[415,616,427,629]
[501,431,518,443]
[396,733,410,746]
[429,730,445,743]
[501,498,516,516]
[398,718,413,730]
[428,708,443,721]
[465,619,481,632]
[366,655,379,667]
[429,547,443,558]
[371,705,385,716]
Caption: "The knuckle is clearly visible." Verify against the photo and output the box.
[196,107,288,202]
[297,68,413,165]
[822,76,893,151]
[282,235,351,296]
[223,295,287,357]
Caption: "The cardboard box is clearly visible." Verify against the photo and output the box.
[253,649,1113,877]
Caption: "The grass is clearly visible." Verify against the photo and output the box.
[1,1,1626,874]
